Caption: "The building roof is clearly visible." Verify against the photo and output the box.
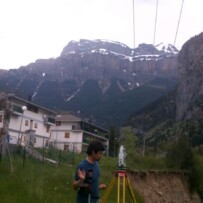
[7,94,56,114]
[56,114,82,122]
[56,113,109,133]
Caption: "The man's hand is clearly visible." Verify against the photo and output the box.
[78,169,86,181]
[72,169,86,190]
[99,183,106,190]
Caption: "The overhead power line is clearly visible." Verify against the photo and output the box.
[132,0,136,52]
[153,0,159,45]
[174,0,185,46]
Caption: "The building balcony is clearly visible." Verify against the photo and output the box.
[12,104,24,116]
[44,116,56,126]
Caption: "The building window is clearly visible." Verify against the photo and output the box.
[34,138,36,143]
[45,139,49,147]
[34,123,38,128]
[56,121,61,126]
[64,144,69,151]
[25,120,29,126]
[65,132,70,138]
[72,125,76,130]
[0,115,3,122]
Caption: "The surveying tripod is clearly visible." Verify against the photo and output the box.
[100,168,136,203]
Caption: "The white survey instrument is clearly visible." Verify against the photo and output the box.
[118,145,127,168]
[101,145,136,203]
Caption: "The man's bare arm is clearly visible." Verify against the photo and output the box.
[72,169,86,190]
[72,178,85,190]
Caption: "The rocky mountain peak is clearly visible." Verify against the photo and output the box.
[0,38,180,127]
[135,43,158,55]
[176,32,203,120]
[61,39,179,60]
[155,43,179,54]
[61,39,132,56]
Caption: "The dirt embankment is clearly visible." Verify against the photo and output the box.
[128,170,201,203]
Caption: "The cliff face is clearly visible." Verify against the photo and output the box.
[129,171,201,203]
[176,32,203,120]
[128,32,203,133]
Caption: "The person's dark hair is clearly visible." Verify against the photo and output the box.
[86,141,105,155]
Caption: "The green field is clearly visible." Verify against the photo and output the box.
[1,145,203,203]
[0,151,145,203]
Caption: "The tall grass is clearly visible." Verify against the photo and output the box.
[0,152,146,203]
[3,146,202,202]
[0,155,75,203]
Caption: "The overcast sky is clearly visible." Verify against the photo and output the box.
[0,0,202,70]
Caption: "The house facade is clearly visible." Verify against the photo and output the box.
[50,114,109,154]
[2,94,56,147]
[0,94,109,154]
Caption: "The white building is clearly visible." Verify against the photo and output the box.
[1,94,56,147]
[50,114,109,154]
[0,94,109,154]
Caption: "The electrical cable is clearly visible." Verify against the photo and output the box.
[132,0,136,53]
[132,0,137,85]
[153,0,159,45]
[174,0,185,46]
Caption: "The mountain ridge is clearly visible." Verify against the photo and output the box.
[0,39,179,127]
[61,39,178,60]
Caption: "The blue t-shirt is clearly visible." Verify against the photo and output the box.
[75,159,100,202]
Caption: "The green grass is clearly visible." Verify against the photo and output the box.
[0,155,74,203]
[3,148,202,202]
[0,153,146,203]
[126,155,167,171]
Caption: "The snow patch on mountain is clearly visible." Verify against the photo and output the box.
[61,39,179,63]
[31,81,44,100]
[155,42,179,54]
[66,88,81,102]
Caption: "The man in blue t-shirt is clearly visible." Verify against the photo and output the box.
[73,141,106,203]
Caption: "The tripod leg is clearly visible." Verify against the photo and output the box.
[123,175,126,203]
[100,176,116,203]
[117,175,120,203]
[126,176,136,203]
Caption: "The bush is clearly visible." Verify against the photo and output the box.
[189,155,203,199]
